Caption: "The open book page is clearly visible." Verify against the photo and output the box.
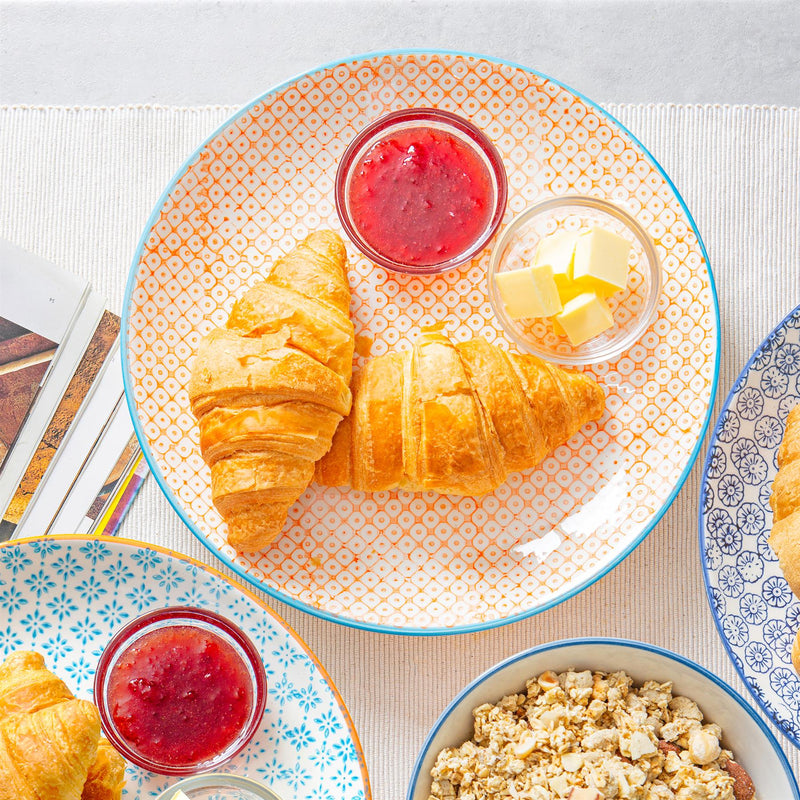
[0,239,105,520]
[0,239,147,540]
[4,310,120,525]
[0,319,57,470]
[11,339,142,539]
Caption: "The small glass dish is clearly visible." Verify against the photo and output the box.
[487,195,662,365]
[94,606,267,776]
[155,773,282,800]
[335,107,508,274]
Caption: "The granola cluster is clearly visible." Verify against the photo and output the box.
[428,669,755,800]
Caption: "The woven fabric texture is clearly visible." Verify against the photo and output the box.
[0,103,798,796]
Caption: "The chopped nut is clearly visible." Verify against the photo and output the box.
[549,773,569,796]
[626,730,657,760]
[539,707,564,729]
[561,752,583,772]
[582,727,619,751]
[567,789,602,800]
[658,740,682,755]
[668,696,703,721]
[512,732,537,759]
[725,760,756,800]
[538,670,560,691]
[687,729,720,765]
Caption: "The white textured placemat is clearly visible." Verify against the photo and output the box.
[1,103,798,796]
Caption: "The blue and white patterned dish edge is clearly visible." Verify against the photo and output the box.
[0,536,370,799]
[700,303,800,748]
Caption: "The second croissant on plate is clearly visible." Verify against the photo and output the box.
[316,329,605,496]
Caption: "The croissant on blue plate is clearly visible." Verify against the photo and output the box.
[0,651,125,800]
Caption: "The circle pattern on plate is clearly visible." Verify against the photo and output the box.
[701,304,800,747]
[124,51,718,631]
[0,537,369,799]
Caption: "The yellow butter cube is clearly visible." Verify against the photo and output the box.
[534,230,579,290]
[550,315,567,337]
[495,265,562,320]
[572,227,631,290]
[557,274,620,305]
[555,291,615,345]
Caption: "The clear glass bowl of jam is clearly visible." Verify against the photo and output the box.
[94,607,268,776]
[156,773,282,800]
[487,196,662,366]
[335,107,508,274]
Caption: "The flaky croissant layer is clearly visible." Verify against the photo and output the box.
[316,330,605,496]
[189,230,355,551]
[0,651,125,800]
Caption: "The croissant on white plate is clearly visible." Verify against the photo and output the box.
[189,230,354,551]
[316,329,605,496]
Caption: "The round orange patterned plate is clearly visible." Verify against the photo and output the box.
[123,50,719,633]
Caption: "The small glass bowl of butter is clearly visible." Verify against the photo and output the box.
[156,774,282,800]
[487,196,661,365]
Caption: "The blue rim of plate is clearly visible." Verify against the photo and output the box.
[121,48,720,636]
[405,637,800,800]
[699,301,800,750]
[0,534,372,799]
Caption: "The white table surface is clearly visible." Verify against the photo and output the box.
[2,0,799,108]
[2,3,800,799]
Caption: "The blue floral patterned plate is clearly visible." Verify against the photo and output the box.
[0,536,371,799]
[700,304,800,748]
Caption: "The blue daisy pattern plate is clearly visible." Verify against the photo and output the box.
[700,304,800,747]
[0,536,371,800]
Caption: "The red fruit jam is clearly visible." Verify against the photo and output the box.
[347,125,495,267]
[107,625,253,767]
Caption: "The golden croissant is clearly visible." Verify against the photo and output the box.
[0,651,125,800]
[769,401,800,673]
[0,650,73,716]
[316,330,605,495]
[189,230,354,551]
[0,699,100,800]
[81,740,126,800]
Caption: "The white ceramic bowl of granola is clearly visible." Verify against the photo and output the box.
[406,638,799,800]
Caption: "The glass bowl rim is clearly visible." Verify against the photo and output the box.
[154,772,283,800]
[335,106,509,275]
[93,605,268,776]
[487,194,662,366]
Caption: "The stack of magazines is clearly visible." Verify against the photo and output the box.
[0,239,147,541]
